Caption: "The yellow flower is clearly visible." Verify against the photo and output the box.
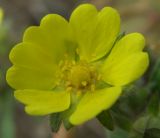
[6,4,149,125]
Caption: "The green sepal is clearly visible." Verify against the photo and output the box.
[62,107,74,130]
[97,110,114,130]
[50,111,74,132]
[61,93,80,130]
[61,104,76,130]
[116,31,126,42]
[63,118,74,130]
[49,113,62,132]
[95,80,111,90]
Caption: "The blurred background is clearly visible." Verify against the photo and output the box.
[0,0,160,138]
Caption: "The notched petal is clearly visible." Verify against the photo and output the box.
[14,90,71,115]
[69,4,120,62]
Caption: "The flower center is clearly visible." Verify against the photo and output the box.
[59,60,99,92]
[69,65,91,88]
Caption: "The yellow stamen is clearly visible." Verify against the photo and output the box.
[70,65,91,88]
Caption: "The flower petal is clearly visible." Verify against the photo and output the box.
[6,65,58,90]
[9,43,58,70]
[101,33,149,86]
[7,14,77,90]
[23,14,76,63]
[104,33,146,62]
[6,42,59,90]
[69,4,120,62]
[69,87,122,125]
[14,90,70,115]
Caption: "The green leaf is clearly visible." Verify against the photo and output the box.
[50,113,62,132]
[148,91,159,116]
[97,110,114,130]
[129,116,148,138]
[144,128,160,138]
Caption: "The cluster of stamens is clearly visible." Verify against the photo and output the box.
[58,59,100,93]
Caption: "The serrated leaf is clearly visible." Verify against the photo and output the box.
[50,113,62,132]
[97,110,114,130]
